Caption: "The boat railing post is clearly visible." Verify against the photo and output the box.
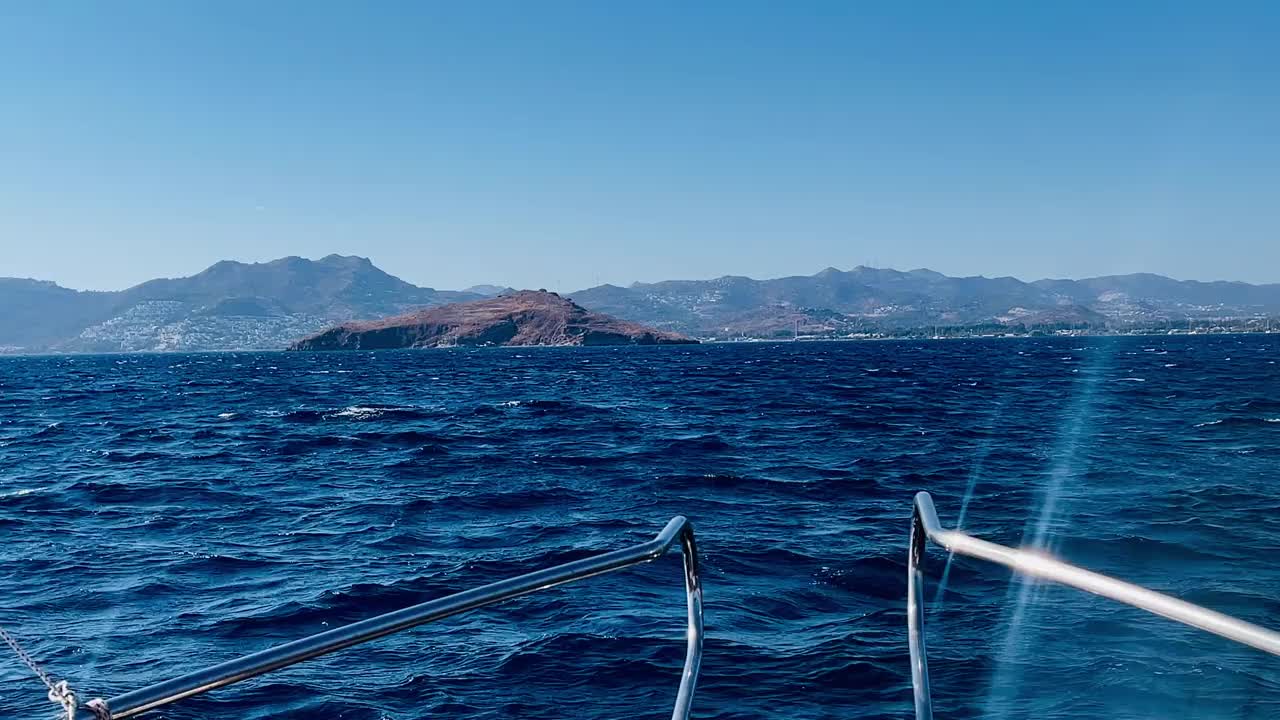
[907,499,933,720]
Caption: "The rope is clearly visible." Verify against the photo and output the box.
[86,698,112,719]
[0,625,60,695]
[0,624,89,718]
[48,680,78,718]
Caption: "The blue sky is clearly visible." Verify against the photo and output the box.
[2,1,1277,291]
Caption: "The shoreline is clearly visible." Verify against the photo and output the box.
[3,329,1279,358]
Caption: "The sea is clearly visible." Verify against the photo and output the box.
[1,336,1277,719]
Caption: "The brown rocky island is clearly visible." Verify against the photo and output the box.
[288,290,697,350]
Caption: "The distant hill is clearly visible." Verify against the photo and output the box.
[0,279,115,351]
[0,255,480,352]
[462,284,516,297]
[568,267,1280,337]
[290,290,696,350]
[3,258,1278,352]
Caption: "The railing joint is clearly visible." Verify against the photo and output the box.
[907,492,1280,719]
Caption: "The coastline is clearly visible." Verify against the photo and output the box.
[3,328,1279,357]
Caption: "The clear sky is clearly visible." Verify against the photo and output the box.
[2,1,1277,292]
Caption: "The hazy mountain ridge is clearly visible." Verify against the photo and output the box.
[0,279,116,351]
[0,255,481,352]
[569,266,1280,337]
[2,258,1278,352]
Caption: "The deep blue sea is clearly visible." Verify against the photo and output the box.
[2,337,1278,719]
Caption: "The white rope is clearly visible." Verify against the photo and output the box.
[85,698,112,719]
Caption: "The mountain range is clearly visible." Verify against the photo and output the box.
[573,267,1280,337]
[2,255,1278,352]
[0,255,478,353]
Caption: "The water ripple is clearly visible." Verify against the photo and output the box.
[0,336,1277,719]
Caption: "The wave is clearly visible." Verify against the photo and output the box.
[1211,397,1280,413]
[69,480,248,505]
[100,449,169,463]
[3,336,1279,719]
[662,434,733,452]
[1195,417,1280,429]
[31,422,64,438]
[280,405,435,423]
[0,487,43,500]
[494,399,623,415]
[352,429,454,446]
[497,399,572,410]
[114,426,177,443]
[327,405,420,420]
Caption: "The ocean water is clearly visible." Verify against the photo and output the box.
[1,336,1278,720]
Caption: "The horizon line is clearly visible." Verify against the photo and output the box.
[4,254,1276,294]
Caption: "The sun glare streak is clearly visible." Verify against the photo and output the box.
[931,398,1008,613]
[982,342,1113,719]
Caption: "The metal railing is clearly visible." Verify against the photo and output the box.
[908,491,1280,720]
[73,516,702,720]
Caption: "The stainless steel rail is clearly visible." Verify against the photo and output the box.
[908,491,1280,720]
[80,516,702,720]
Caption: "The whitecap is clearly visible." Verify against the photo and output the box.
[330,406,384,419]
[217,412,237,420]
[1195,419,1223,427]
[1266,418,1280,424]
[1114,377,1145,382]
[0,487,41,499]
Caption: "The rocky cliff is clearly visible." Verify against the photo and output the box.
[288,290,698,350]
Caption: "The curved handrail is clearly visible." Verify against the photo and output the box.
[909,491,1280,719]
[78,517,702,720]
